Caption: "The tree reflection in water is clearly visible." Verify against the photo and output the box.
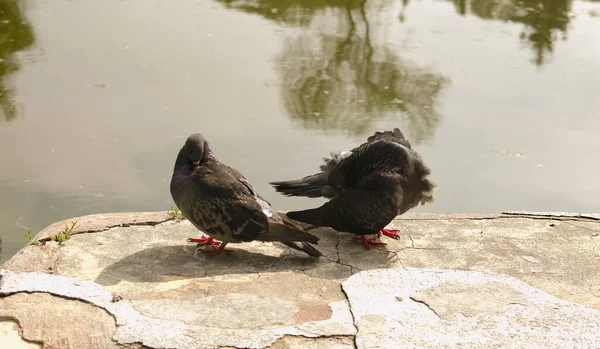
[218,0,450,141]
[0,0,35,122]
[449,0,572,65]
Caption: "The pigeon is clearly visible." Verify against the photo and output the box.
[269,128,435,248]
[170,133,322,257]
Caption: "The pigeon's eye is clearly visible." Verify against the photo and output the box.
[193,161,200,166]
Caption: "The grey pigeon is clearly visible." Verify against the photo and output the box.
[170,133,322,257]
[270,128,435,248]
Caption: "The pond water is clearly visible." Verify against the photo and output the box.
[1,0,599,261]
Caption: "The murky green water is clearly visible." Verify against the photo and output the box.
[1,0,599,261]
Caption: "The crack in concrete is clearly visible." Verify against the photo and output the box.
[399,214,599,223]
[513,271,563,276]
[158,272,195,278]
[392,251,407,270]
[1,289,115,317]
[500,212,600,222]
[226,334,357,349]
[334,234,343,263]
[35,217,175,243]
[334,261,362,274]
[409,296,441,319]
[408,235,415,248]
[317,234,362,274]
[75,218,175,233]
[563,222,600,234]
[582,279,600,297]
[256,254,288,274]
[393,245,456,254]
[395,246,452,251]
[339,286,359,349]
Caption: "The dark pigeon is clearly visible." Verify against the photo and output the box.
[269,128,435,248]
[170,133,322,257]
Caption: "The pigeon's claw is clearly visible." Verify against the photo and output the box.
[354,236,388,249]
[377,228,400,239]
[188,236,221,246]
[200,242,234,256]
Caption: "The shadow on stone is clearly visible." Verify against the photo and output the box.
[95,244,321,286]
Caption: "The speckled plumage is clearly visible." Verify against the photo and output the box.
[170,133,321,257]
[270,128,434,246]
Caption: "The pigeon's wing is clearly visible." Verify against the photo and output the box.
[185,196,267,241]
[319,150,353,173]
[227,166,273,212]
[181,165,270,243]
[322,128,408,176]
[269,150,351,199]
[328,140,408,190]
[270,128,412,200]
[218,166,320,243]
[331,139,435,214]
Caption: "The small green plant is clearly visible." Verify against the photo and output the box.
[49,220,78,244]
[167,205,186,221]
[24,231,41,246]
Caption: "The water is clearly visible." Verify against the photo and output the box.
[1,0,599,261]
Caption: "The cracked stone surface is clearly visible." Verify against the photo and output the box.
[342,268,600,348]
[409,281,528,319]
[0,292,117,348]
[1,211,599,348]
[0,320,41,349]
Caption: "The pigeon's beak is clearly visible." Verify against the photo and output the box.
[193,161,200,166]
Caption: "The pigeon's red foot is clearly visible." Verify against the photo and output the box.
[378,228,400,239]
[200,242,234,256]
[355,236,388,249]
[187,236,221,246]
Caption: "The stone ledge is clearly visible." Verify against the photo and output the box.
[1,211,599,348]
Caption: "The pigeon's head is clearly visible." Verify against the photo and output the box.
[183,133,210,165]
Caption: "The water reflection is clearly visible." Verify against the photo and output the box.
[449,0,572,65]
[218,0,365,26]
[0,0,34,122]
[216,0,450,141]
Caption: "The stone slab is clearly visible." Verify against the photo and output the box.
[342,268,600,348]
[1,211,599,348]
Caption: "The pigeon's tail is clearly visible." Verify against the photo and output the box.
[260,222,319,243]
[278,215,323,257]
[259,222,322,257]
[285,206,330,228]
[281,241,322,258]
[269,173,336,198]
